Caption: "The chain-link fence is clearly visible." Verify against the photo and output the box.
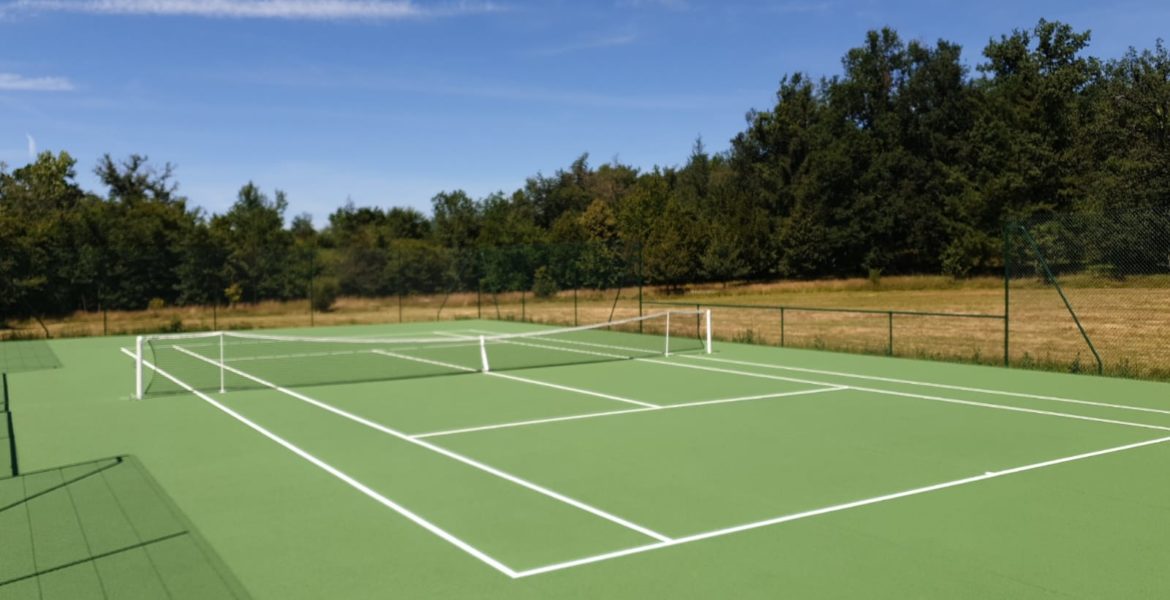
[5,211,1170,382]
[0,241,649,339]
[1006,208,1170,379]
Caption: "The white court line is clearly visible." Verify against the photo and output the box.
[464,327,676,358]
[126,342,1170,579]
[433,331,477,339]
[683,355,1170,417]
[640,358,1170,434]
[467,324,1170,418]
[370,345,654,408]
[498,338,630,360]
[117,347,519,578]
[413,386,846,439]
[513,433,1170,578]
[371,349,477,373]
[172,346,672,544]
[488,372,658,409]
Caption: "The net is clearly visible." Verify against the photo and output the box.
[137,310,710,397]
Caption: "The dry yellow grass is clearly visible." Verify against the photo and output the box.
[5,275,1168,380]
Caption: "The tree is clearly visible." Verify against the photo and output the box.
[211,183,294,302]
[431,190,481,289]
[94,154,197,308]
[0,152,95,320]
[971,20,1098,223]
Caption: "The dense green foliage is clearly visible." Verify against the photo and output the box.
[2,21,1168,321]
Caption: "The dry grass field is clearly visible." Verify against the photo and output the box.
[5,274,1168,380]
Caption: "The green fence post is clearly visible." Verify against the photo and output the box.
[1016,224,1104,374]
[638,242,644,332]
[308,247,315,327]
[1004,222,1010,367]
[4,373,17,477]
[887,312,894,356]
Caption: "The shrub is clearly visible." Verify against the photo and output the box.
[311,277,340,312]
[224,283,243,307]
[147,297,167,312]
[163,315,183,333]
[532,266,558,298]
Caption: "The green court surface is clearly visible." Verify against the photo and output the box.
[5,318,1170,598]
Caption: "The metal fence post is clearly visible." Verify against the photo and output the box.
[637,242,644,332]
[1016,223,1104,374]
[887,311,894,356]
[780,307,786,347]
[1004,222,1011,367]
[6,372,18,476]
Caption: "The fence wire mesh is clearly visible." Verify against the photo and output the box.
[1007,208,1170,379]
[4,211,1170,383]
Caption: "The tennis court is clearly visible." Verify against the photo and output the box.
[6,312,1170,598]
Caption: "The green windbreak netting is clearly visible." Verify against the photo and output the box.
[0,456,250,599]
[0,340,62,375]
[1,412,11,478]
[143,310,706,397]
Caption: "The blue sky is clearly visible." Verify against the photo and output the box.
[1,0,1167,224]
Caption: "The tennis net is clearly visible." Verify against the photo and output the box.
[135,310,711,398]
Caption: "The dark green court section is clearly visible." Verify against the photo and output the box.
[3,373,14,477]
[0,456,250,599]
[0,340,63,375]
[2,410,12,478]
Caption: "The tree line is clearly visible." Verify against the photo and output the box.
[2,19,1168,320]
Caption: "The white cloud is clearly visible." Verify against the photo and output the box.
[768,2,830,14]
[1,0,503,20]
[615,0,688,9]
[0,72,74,91]
[538,33,637,56]
[26,133,36,158]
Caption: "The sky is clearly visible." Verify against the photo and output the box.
[1,0,1167,225]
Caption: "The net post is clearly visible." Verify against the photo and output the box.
[479,336,490,373]
[665,312,671,357]
[705,309,712,354]
[134,336,144,400]
[219,332,226,394]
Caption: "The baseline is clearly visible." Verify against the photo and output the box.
[513,433,1170,578]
